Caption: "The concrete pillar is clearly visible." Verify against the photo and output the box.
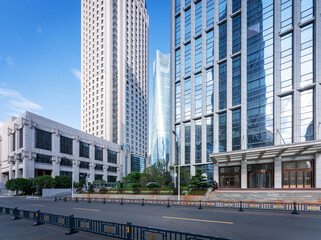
[52,156,60,178]
[52,130,59,154]
[103,165,108,182]
[315,153,321,188]
[213,162,219,184]
[274,157,282,188]
[241,160,247,188]
[73,160,80,183]
[15,160,20,178]
[89,163,95,183]
[9,160,14,180]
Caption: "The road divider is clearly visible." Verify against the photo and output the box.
[162,216,234,224]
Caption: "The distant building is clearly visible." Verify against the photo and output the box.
[0,112,126,185]
[151,50,170,167]
[80,0,149,173]
[170,0,321,188]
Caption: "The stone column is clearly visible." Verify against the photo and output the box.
[73,160,80,183]
[241,160,247,189]
[52,156,60,178]
[52,129,59,155]
[9,158,14,180]
[213,162,219,184]
[315,153,321,188]
[103,165,108,182]
[274,157,282,188]
[15,158,20,178]
[89,163,95,183]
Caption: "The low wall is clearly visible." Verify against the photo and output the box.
[43,189,73,197]
[74,193,206,201]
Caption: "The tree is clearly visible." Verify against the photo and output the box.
[140,177,147,188]
[190,168,209,189]
[54,175,72,188]
[34,175,56,194]
[5,178,33,195]
[126,171,141,183]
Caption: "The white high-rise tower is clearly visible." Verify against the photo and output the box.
[81,0,149,171]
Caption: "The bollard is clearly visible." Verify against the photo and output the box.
[11,207,21,220]
[103,198,106,204]
[54,197,57,202]
[126,221,132,240]
[75,197,78,203]
[198,200,202,210]
[239,201,244,212]
[121,198,124,205]
[33,210,43,226]
[141,198,145,206]
[167,199,170,208]
[65,215,79,235]
[291,202,299,215]
[64,197,67,202]
[88,197,91,203]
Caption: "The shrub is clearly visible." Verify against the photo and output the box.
[99,188,108,194]
[117,188,124,194]
[152,188,160,194]
[172,187,183,195]
[132,187,141,194]
[88,184,95,194]
[76,187,84,193]
[54,175,72,188]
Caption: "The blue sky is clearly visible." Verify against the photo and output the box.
[0,0,170,132]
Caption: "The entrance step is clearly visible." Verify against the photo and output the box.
[208,189,321,203]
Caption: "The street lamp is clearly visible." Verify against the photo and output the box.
[172,130,181,202]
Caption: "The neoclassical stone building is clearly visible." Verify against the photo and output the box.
[0,112,127,185]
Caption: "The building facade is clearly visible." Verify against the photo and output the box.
[0,112,124,185]
[170,0,321,188]
[80,0,149,173]
[151,50,171,167]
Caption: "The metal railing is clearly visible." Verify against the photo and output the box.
[0,206,230,240]
[56,197,321,213]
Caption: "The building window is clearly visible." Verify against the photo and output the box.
[281,0,292,30]
[195,119,202,164]
[232,109,241,150]
[206,116,213,162]
[219,23,227,60]
[300,89,314,142]
[197,164,214,180]
[35,154,52,164]
[185,8,191,41]
[195,1,202,35]
[185,43,191,76]
[175,125,181,165]
[282,160,313,188]
[79,141,90,158]
[195,37,202,71]
[195,73,202,116]
[108,150,117,164]
[60,171,72,179]
[79,161,90,169]
[219,112,227,152]
[232,0,241,13]
[184,77,191,119]
[280,33,293,92]
[185,122,191,165]
[301,0,313,22]
[232,14,241,54]
[248,163,274,188]
[219,0,227,21]
[108,166,117,173]
[175,82,181,122]
[300,24,313,88]
[95,174,103,180]
[206,0,214,28]
[108,176,117,182]
[95,164,103,171]
[280,95,292,144]
[232,56,241,106]
[12,132,16,152]
[60,136,73,155]
[95,146,103,161]
[175,16,181,47]
[206,30,214,66]
[219,62,227,110]
[35,128,52,151]
[60,157,73,167]
[206,68,214,114]
[175,49,181,81]
[219,166,241,188]
[175,0,181,14]
[19,128,23,149]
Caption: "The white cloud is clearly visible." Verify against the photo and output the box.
[36,25,43,34]
[5,56,15,68]
[71,68,81,81]
[0,87,43,116]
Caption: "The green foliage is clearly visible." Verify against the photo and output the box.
[132,187,141,194]
[126,171,141,183]
[151,188,160,194]
[190,168,209,190]
[140,177,147,188]
[74,179,86,188]
[117,188,124,194]
[88,184,95,194]
[34,175,56,193]
[156,176,164,187]
[146,182,159,188]
[54,176,72,188]
[5,178,33,195]
[93,180,106,189]
[99,188,108,194]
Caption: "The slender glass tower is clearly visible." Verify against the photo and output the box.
[151,50,170,167]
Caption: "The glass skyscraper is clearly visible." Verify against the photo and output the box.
[170,0,321,189]
[151,50,170,166]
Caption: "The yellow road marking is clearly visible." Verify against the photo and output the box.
[162,216,233,225]
[73,208,101,212]
[30,204,45,206]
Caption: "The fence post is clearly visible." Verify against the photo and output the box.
[167,199,170,208]
[88,197,91,203]
[75,197,78,203]
[64,197,67,202]
[103,198,106,204]
[198,200,202,210]
[54,197,57,202]
[65,215,79,235]
[121,198,124,205]
[33,210,43,226]
[291,202,299,215]
[141,198,145,206]
[126,221,132,240]
[239,201,244,212]
[11,207,21,220]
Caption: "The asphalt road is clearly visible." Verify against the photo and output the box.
[0,197,320,240]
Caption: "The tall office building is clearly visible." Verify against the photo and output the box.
[170,0,321,188]
[151,50,170,166]
[81,0,149,173]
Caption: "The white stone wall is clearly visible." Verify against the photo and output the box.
[0,112,126,185]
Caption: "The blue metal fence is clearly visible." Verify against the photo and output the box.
[0,206,231,240]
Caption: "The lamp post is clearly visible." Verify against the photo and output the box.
[172,130,180,202]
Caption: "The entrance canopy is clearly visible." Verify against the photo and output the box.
[210,140,321,163]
